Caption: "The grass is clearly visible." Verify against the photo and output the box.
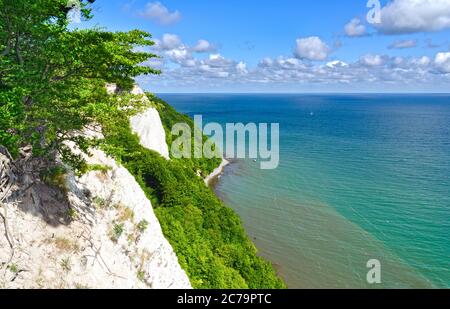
[86,164,112,174]
[111,223,125,242]
[137,270,145,283]
[93,196,107,209]
[116,205,134,223]
[136,219,149,232]
[60,258,71,272]
[54,237,79,252]
[8,264,18,274]
[66,208,78,221]
[74,283,89,289]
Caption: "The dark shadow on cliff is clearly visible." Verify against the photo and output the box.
[1,146,95,227]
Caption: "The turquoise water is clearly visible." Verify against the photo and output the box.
[159,94,450,288]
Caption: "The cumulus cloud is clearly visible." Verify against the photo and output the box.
[326,60,349,68]
[411,56,431,67]
[388,39,418,49]
[166,48,194,66]
[375,0,450,34]
[434,52,450,73]
[155,33,183,50]
[151,34,196,67]
[139,2,181,25]
[191,40,217,53]
[295,37,330,61]
[344,18,367,37]
[143,34,450,91]
[359,54,387,67]
[152,35,220,66]
[236,61,249,75]
[259,57,309,71]
[141,51,450,91]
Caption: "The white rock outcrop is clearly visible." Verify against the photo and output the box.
[0,145,191,289]
[107,84,170,159]
[130,86,169,159]
[131,106,170,160]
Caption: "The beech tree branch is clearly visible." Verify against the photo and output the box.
[1,32,12,56]
[15,31,23,65]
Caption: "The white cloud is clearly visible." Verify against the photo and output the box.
[166,48,191,63]
[141,51,450,91]
[143,33,450,91]
[191,40,216,53]
[155,33,182,50]
[258,58,274,68]
[195,54,237,78]
[360,54,386,67]
[152,35,221,67]
[295,37,330,61]
[388,39,418,49]
[376,0,450,34]
[152,34,195,67]
[236,61,248,75]
[344,18,367,37]
[139,2,181,25]
[206,54,233,67]
[326,60,349,68]
[434,52,450,73]
[411,56,431,67]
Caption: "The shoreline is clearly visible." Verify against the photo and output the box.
[205,158,230,186]
[205,158,288,287]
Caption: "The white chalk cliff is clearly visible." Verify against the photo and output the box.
[106,84,170,160]
[0,87,191,289]
[130,86,170,160]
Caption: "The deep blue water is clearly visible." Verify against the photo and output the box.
[158,93,450,288]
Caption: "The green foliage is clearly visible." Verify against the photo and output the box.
[102,104,285,289]
[0,0,159,170]
[93,196,107,209]
[60,257,71,272]
[111,223,125,242]
[151,95,222,177]
[41,165,67,192]
[8,263,18,274]
[66,208,78,221]
[85,164,112,174]
[137,219,149,233]
[137,270,145,283]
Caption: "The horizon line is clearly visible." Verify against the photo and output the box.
[154,92,450,95]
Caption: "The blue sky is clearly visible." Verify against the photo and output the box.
[78,0,450,92]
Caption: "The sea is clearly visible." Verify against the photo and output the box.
[158,93,450,289]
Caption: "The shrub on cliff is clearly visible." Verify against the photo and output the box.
[150,95,222,177]
[0,0,159,169]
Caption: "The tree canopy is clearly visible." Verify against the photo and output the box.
[0,0,159,168]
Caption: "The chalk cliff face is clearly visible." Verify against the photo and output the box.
[0,88,191,289]
[107,84,170,159]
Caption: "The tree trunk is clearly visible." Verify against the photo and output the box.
[0,146,16,202]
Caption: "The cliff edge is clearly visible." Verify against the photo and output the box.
[0,89,191,288]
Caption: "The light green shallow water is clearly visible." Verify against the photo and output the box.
[161,94,450,288]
